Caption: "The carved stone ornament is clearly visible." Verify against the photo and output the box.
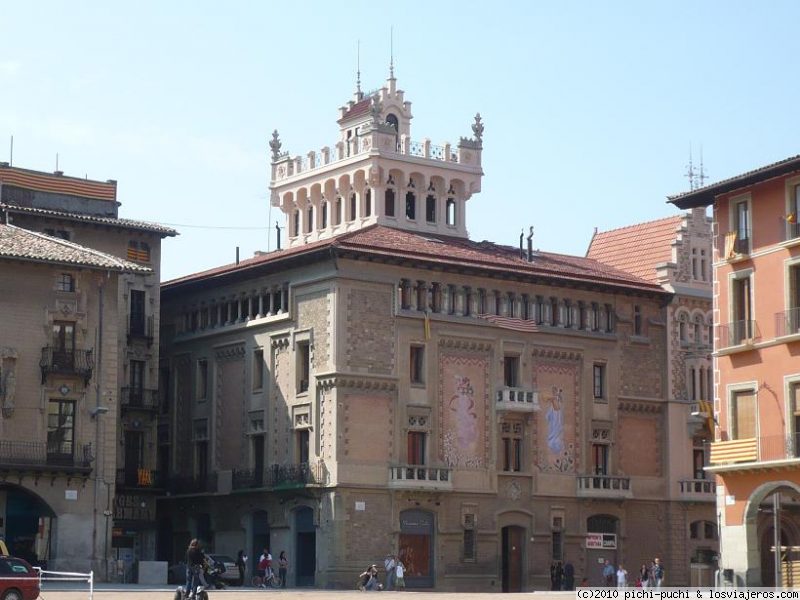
[370,95,383,122]
[269,130,282,162]
[471,113,484,143]
[508,479,522,501]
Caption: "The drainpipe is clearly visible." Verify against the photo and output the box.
[92,271,108,575]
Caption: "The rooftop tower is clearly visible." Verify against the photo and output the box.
[269,72,484,247]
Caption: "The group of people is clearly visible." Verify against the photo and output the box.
[602,557,664,588]
[358,553,406,591]
[549,560,576,590]
[254,547,289,588]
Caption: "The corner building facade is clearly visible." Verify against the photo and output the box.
[158,74,698,590]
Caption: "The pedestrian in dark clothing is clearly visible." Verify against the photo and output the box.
[235,550,247,586]
[186,539,205,598]
[563,560,575,590]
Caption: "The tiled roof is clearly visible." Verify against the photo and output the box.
[1,204,178,236]
[586,215,683,284]
[165,225,665,296]
[338,98,372,123]
[0,224,152,272]
[668,154,800,208]
[0,165,117,201]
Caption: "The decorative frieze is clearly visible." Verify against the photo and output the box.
[214,343,246,360]
[316,374,397,392]
[618,400,663,414]
[530,347,582,362]
[438,337,492,353]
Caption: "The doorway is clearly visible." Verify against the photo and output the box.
[294,506,316,587]
[399,510,434,588]
[501,526,524,592]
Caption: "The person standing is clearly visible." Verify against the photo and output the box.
[616,563,628,588]
[602,560,615,587]
[235,550,247,586]
[395,559,406,591]
[278,551,288,588]
[638,563,649,588]
[384,553,396,590]
[185,539,205,598]
[563,559,575,591]
[652,558,664,588]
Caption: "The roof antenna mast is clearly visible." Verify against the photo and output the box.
[389,26,395,79]
[356,39,362,98]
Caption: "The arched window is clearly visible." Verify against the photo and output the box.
[306,205,313,233]
[406,192,416,220]
[385,189,395,217]
[587,514,618,534]
[679,313,688,343]
[350,193,357,221]
[293,210,300,236]
[365,189,372,217]
[335,197,342,225]
[321,202,328,229]
[694,315,703,343]
[446,198,456,225]
[425,195,436,223]
[386,113,399,131]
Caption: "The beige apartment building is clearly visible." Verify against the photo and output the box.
[156,73,713,591]
[0,165,175,578]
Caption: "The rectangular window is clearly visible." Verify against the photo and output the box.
[592,443,609,475]
[734,200,750,253]
[633,304,642,335]
[47,400,75,463]
[551,531,564,562]
[410,345,425,385]
[296,429,310,464]
[130,360,145,404]
[731,275,753,344]
[502,436,522,472]
[52,321,75,369]
[593,364,606,400]
[730,390,756,440]
[197,359,208,400]
[130,289,146,335]
[408,431,426,465]
[425,195,436,223]
[463,529,476,561]
[297,341,310,393]
[693,446,706,479]
[503,355,519,388]
[252,348,264,390]
[56,273,75,292]
[791,382,800,458]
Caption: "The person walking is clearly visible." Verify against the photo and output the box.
[602,560,615,587]
[395,558,406,591]
[652,558,665,588]
[384,553,396,590]
[278,551,288,588]
[563,559,575,591]
[616,564,628,588]
[185,539,205,599]
[638,563,649,588]
[235,550,247,586]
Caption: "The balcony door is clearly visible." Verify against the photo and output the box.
[731,390,756,440]
[735,200,750,251]
[47,400,75,464]
[732,276,752,343]
[791,383,800,458]
[130,360,145,406]
[501,525,524,592]
[124,430,144,486]
[52,322,75,369]
[130,290,146,335]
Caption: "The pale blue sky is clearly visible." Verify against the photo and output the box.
[1,1,798,280]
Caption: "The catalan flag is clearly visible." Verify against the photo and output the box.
[787,213,796,224]
[423,310,431,340]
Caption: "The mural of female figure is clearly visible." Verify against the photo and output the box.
[546,386,565,456]
[450,375,478,455]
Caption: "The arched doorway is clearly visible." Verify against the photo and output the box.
[399,510,434,588]
[0,484,56,566]
[294,506,315,587]
[586,514,619,586]
[501,525,525,592]
[251,510,270,574]
[742,481,800,586]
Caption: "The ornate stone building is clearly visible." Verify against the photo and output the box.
[156,72,702,590]
[0,164,175,577]
[588,209,717,584]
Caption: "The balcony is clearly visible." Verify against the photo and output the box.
[231,462,327,491]
[495,387,539,412]
[388,464,453,491]
[679,479,716,501]
[709,435,800,469]
[0,440,92,475]
[40,347,93,384]
[576,475,632,499]
[164,473,217,495]
[776,308,800,338]
[120,387,159,413]
[721,230,751,259]
[127,315,154,346]
[116,467,163,490]
[717,320,760,349]
[784,221,800,244]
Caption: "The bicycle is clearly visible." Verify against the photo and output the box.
[251,569,282,588]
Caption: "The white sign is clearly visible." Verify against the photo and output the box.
[586,532,616,549]
[355,501,366,511]
[65,490,78,501]
[726,495,736,506]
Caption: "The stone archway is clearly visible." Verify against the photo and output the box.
[740,480,800,585]
[0,483,57,565]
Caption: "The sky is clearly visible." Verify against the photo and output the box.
[1,1,799,281]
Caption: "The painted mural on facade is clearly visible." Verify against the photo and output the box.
[439,353,489,468]
[534,360,579,472]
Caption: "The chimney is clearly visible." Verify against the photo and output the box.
[275,221,282,251]
[526,226,534,262]
[519,230,524,259]
[235,246,240,265]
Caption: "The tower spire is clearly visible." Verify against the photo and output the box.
[389,26,395,79]
[356,39,362,98]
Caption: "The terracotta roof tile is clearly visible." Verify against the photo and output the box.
[0,224,152,272]
[586,215,683,284]
[338,98,372,123]
[2,204,178,236]
[166,225,665,295]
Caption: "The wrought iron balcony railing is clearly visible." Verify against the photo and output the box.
[116,467,163,489]
[127,315,154,345]
[0,440,92,472]
[232,462,327,491]
[164,473,217,495]
[785,221,800,242]
[40,347,94,384]
[776,308,800,338]
[120,387,159,412]
[717,320,760,348]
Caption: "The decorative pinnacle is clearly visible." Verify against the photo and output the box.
[370,95,383,122]
[269,130,282,162]
[471,113,484,143]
